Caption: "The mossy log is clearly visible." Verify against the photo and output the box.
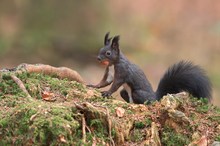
[1,63,84,83]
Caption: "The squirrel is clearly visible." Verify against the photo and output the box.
[88,32,212,104]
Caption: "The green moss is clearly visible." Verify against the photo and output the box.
[196,104,210,113]
[199,98,209,104]
[208,115,220,123]
[17,72,30,80]
[161,127,190,146]
[111,128,116,139]
[13,72,88,100]
[189,113,197,121]
[127,109,134,114]
[0,97,80,145]
[130,129,144,142]
[214,106,220,113]
[215,135,220,141]
[50,107,74,121]
[87,96,111,103]
[0,74,25,97]
[133,118,151,129]
[145,117,152,126]
[1,74,12,80]
[87,118,111,144]
[192,98,210,113]
[89,119,107,137]
[134,121,145,129]
[0,108,37,144]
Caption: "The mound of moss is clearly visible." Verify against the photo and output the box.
[0,72,220,145]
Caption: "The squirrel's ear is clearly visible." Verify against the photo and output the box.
[111,35,120,51]
[104,32,112,45]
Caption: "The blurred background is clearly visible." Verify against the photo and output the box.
[0,0,220,106]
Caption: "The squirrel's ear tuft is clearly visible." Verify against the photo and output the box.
[104,32,112,45]
[111,35,120,51]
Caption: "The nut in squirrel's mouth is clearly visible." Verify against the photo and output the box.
[99,60,110,66]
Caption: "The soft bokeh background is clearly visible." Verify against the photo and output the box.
[0,0,220,106]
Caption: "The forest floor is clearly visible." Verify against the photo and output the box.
[0,64,220,146]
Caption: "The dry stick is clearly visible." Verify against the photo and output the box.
[74,102,84,110]
[82,114,86,143]
[92,104,115,146]
[75,102,115,145]
[10,75,31,98]
[85,125,91,134]
[105,107,115,146]
[74,103,88,143]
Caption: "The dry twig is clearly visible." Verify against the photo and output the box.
[10,75,31,98]
[82,114,86,143]
[105,107,115,146]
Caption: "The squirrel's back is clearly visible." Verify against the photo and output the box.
[156,61,212,101]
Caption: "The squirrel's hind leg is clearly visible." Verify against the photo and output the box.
[132,90,155,104]
[120,89,156,104]
[120,89,131,103]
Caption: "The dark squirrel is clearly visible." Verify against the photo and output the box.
[88,32,212,104]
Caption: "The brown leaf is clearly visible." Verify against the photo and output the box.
[42,91,56,101]
[217,125,220,131]
[87,89,95,97]
[165,119,182,133]
[115,107,125,118]
[59,135,67,143]
[189,135,208,146]
[92,137,97,146]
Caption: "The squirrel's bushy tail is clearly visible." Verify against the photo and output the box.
[156,61,212,101]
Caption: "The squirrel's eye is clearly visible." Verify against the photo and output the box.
[106,51,111,56]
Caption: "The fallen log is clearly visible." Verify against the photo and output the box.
[1,63,85,83]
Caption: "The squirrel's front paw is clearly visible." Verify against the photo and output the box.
[101,91,111,97]
[87,84,98,88]
[87,84,95,88]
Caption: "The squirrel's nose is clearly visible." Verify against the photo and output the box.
[97,56,101,61]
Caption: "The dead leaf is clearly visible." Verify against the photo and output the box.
[192,132,201,141]
[59,135,67,143]
[165,118,182,133]
[42,91,56,101]
[92,137,97,146]
[217,125,220,131]
[189,135,208,146]
[87,89,95,97]
[115,107,125,118]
